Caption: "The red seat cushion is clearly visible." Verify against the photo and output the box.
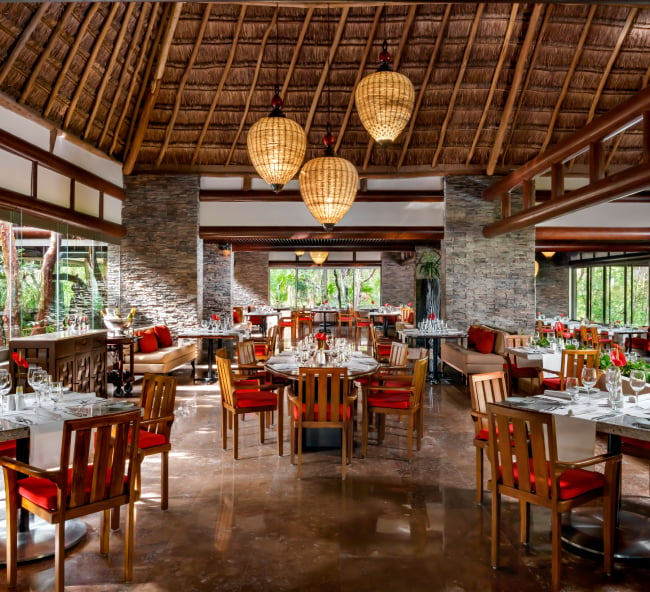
[368,390,411,409]
[377,344,392,357]
[254,343,266,356]
[500,461,605,501]
[233,309,242,323]
[137,429,168,449]
[153,325,173,348]
[0,440,16,457]
[622,437,650,451]
[293,403,352,421]
[475,330,496,354]
[18,466,124,511]
[542,377,562,390]
[234,390,277,409]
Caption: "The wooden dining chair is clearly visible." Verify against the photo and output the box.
[216,353,283,459]
[487,403,621,591]
[468,371,508,504]
[353,309,373,346]
[337,307,355,338]
[288,366,356,479]
[362,357,428,460]
[0,410,141,592]
[503,334,540,395]
[539,348,600,391]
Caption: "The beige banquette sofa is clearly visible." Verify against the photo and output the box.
[125,325,197,375]
[440,324,509,379]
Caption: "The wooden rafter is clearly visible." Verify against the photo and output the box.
[191,5,247,166]
[335,5,382,153]
[362,4,417,170]
[500,4,552,169]
[465,4,518,166]
[431,3,484,168]
[123,2,183,175]
[44,4,100,119]
[101,3,149,151]
[84,2,135,139]
[225,7,278,167]
[303,7,350,140]
[19,3,76,103]
[0,3,49,86]
[486,3,544,175]
[397,3,452,170]
[281,7,314,101]
[156,2,212,166]
[538,5,596,154]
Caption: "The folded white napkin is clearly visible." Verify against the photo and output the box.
[543,390,572,400]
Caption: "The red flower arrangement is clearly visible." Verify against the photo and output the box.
[407,302,412,307]
[12,352,28,368]
[211,314,219,321]
[428,313,436,320]
[315,332,327,349]
[610,345,627,367]
[323,299,328,304]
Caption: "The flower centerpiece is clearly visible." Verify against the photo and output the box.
[428,313,436,320]
[315,332,327,349]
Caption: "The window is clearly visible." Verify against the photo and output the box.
[571,263,649,326]
[270,266,380,309]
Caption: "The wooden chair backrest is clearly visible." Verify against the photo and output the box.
[266,324,279,356]
[560,349,600,387]
[579,325,592,344]
[216,354,236,410]
[387,341,409,367]
[503,334,532,348]
[237,340,258,366]
[368,324,379,358]
[296,367,351,424]
[140,373,177,439]
[60,410,140,511]
[407,358,428,407]
[487,403,557,501]
[469,371,508,436]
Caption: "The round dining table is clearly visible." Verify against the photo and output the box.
[265,350,379,381]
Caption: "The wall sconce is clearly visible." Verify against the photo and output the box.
[541,251,555,259]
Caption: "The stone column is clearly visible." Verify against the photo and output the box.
[108,175,201,335]
[233,252,269,306]
[203,243,233,319]
[380,252,416,307]
[443,176,535,333]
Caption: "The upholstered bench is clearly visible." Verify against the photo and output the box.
[441,324,510,379]
[125,325,197,376]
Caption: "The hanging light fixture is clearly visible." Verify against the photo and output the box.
[354,12,414,145]
[310,251,328,265]
[299,6,358,231]
[294,250,305,257]
[247,7,306,193]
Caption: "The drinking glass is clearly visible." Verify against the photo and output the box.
[28,367,44,404]
[581,367,598,400]
[629,369,647,407]
[0,369,12,413]
[605,366,621,407]
[50,381,63,408]
[565,376,579,403]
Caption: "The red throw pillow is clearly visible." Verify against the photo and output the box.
[153,325,173,348]
[233,309,242,323]
[467,325,482,348]
[475,330,496,354]
[137,330,159,354]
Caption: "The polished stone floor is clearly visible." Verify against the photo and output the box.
[4,366,650,591]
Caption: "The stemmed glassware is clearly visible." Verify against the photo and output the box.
[581,366,598,401]
[28,367,44,405]
[629,369,647,408]
[0,369,12,413]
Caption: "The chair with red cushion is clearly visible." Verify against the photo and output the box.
[539,348,600,392]
[362,357,427,460]
[0,410,141,592]
[337,308,355,338]
[216,353,283,459]
[589,326,612,350]
[0,439,17,458]
[277,311,295,349]
[554,321,573,340]
[469,371,509,504]
[503,334,541,395]
[288,366,356,479]
[487,403,620,591]
[354,310,373,346]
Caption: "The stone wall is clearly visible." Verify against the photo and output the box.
[443,176,535,334]
[107,175,200,335]
[203,243,233,320]
[233,251,269,306]
[535,257,570,318]
[381,253,416,306]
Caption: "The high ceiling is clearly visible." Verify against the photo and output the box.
[1,1,649,252]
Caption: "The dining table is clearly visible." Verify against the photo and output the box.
[244,309,278,337]
[369,309,401,337]
[0,392,140,566]
[399,327,466,383]
[309,307,340,334]
[505,345,562,376]
[178,327,248,382]
[496,388,650,561]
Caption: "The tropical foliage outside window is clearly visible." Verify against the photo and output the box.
[0,221,108,345]
[573,264,649,326]
[269,267,380,309]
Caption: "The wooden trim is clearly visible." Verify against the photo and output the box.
[199,190,443,202]
[535,242,650,253]
[0,129,125,199]
[242,244,427,253]
[0,187,125,238]
[536,227,650,242]
[200,226,442,241]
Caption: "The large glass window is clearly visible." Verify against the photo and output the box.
[270,266,381,309]
[572,263,649,325]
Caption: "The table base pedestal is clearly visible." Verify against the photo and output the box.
[561,496,650,562]
[0,515,87,566]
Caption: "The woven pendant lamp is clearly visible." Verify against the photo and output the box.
[299,127,359,231]
[355,41,414,145]
[309,251,328,265]
[247,88,307,193]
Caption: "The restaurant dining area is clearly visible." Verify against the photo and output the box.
[2,1,650,591]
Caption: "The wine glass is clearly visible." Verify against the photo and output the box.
[0,369,12,413]
[28,367,44,404]
[581,367,598,401]
[629,369,647,407]
[565,376,579,403]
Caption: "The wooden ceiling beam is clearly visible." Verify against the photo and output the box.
[398,3,451,170]
[281,7,314,103]
[431,3,484,168]
[123,2,183,175]
[536,226,650,242]
[200,189,443,202]
[466,3,518,167]
[199,225,442,241]
[84,3,134,139]
[191,5,246,166]
[362,3,417,170]
[156,2,212,166]
[225,7,278,166]
[487,3,544,175]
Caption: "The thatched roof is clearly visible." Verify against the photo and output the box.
[1,2,649,252]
